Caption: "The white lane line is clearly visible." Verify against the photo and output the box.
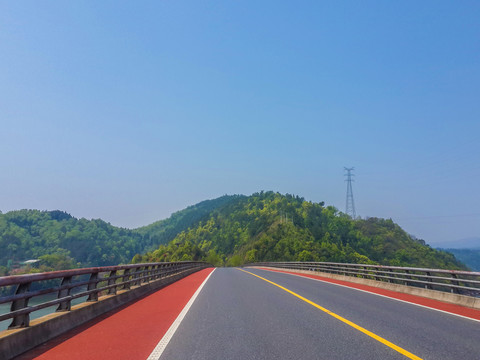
[254,268,480,323]
[146,268,216,360]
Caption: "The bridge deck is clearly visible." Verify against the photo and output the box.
[15,267,480,360]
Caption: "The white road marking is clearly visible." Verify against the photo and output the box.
[146,268,216,360]
[254,268,480,323]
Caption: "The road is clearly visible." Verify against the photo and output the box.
[14,267,480,360]
[160,267,480,360]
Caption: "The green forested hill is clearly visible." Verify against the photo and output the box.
[0,195,239,274]
[134,192,466,270]
[0,210,143,273]
[0,192,467,274]
[135,195,244,248]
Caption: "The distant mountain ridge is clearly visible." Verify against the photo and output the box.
[435,237,480,250]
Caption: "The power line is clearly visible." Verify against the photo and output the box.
[344,167,356,219]
[394,213,480,221]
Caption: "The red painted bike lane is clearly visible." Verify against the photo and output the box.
[258,267,480,321]
[16,268,214,360]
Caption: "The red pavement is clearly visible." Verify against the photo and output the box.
[259,267,480,321]
[16,268,214,360]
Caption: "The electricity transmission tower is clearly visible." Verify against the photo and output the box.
[344,167,356,219]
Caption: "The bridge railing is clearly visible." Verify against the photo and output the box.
[247,261,480,296]
[0,261,210,329]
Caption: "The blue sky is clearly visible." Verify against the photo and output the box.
[1,1,479,246]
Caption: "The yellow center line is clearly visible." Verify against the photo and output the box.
[238,268,423,360]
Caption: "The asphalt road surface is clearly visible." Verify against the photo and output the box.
[160,268,480,360]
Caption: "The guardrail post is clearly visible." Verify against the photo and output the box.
[122,268,131,290]
[362,266,368,279]
[374,267,380,282]
[387,269,393,283]
[330,264,336,275]
[56,276,73,311]
[137,266,144,285]
[142,266,148,283]
[87,272,99,301]
[9,282,31,328]
[162,264,167,277]
[107,270,117,295]
[450,274,460,294]
[149,265,155,281]
[404,270,410,286]
[151,265,158,280]
[146,265,151,281]
[152,264,158,279]
[132,267,140,286]
[425,272,432,290]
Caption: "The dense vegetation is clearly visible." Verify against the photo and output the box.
[133,192,466,270]
[135,195,243,249]
[441,249,480,271]
[0,210,141,275]
[0,195,238,275]
[0,192,467,275]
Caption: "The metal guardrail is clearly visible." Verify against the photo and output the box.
[0,261,210,329]
[247,262,480,297]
